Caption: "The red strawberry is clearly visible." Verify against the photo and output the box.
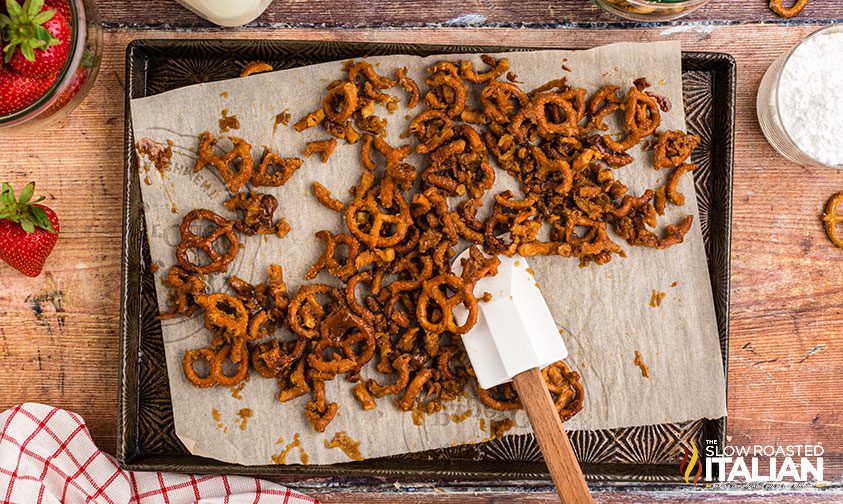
[0,64,55,114]
[0,182,59,277]
[45,63,84,112]
[43,0,69,21]
[1,0,70,78]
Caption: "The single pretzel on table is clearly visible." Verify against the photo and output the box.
[602,84,662,153]
[211,344,250,387]
[193,131,254,193]
[254,338,306,376]
[286,284,345,340]
[416,273,478,336]
[322,81,358,123]
[533,89,586,138]
[311,182,345,212]
[345,184,412,249]
[175,209,239,275]
[822,191,843,249]
[542,360,585,422]
[196,294,249,360]
[223,192,289,237]
[228,264,289,323]
[251,147,303,187]
[770,0,809,18]
[475,382,522,411]
[157,265,206,320]
[409,109,455,154]
[306,230,360,281]
[182,348,217,388]
[240,61,273,77]
[303,138,338,163]
[395,67,420,109]
[585,85,621,132]
[424,70,468,119]
[480,80,530,125]
[276,359,310,402]
[460,55,510,84]
[304,379,338,432]
[652,130,700,170]
[665,163,698,206]
[348,61,397,89]
[306,307,374,374]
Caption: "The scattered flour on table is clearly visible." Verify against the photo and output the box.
[779,30,843,167]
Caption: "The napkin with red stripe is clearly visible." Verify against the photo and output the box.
[0,403,319,503]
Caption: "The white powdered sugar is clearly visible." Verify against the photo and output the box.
[778,29,843,167]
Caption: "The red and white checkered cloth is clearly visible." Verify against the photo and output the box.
[0,403,319,504]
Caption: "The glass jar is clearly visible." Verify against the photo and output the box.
[0,0,102,131]
[756,25,843,170]
[591,0,710,21]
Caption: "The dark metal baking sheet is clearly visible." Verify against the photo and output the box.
[120,39,734,486]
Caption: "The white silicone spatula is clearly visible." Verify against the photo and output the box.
[453,249,593,504]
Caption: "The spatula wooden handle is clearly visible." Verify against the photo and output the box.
[512,367,593,504]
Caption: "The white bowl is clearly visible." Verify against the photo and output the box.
[756,25,843,170]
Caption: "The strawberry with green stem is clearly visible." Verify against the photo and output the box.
[1,0,70,78]
[0,182,59,277]
[43,0,69,22]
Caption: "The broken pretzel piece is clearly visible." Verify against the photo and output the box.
[303,138,338,163]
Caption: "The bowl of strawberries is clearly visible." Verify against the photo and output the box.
[0,0,101,130]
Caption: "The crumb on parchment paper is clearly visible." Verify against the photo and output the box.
[273,109,291,135]
[271,433,309,465]
[230,381,246,400]
[411,402,426,426]
[448,409,473,424]
[634,350,650,378]
[136,137,178,213]
[490,419,515,438]
[211,408,227,433]
[219,108,240,133]
[237,408,253,430]
[324,431,363,461]
[649,289,666,308]
[136,138,173,175]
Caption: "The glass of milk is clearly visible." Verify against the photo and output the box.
[175,0,274,27]
[757,25,843,170]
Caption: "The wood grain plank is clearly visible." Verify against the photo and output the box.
[96,0,843,28]
[0,26,841,501]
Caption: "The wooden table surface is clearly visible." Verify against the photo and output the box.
[97,0,843,27]
[1,1,842,502]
